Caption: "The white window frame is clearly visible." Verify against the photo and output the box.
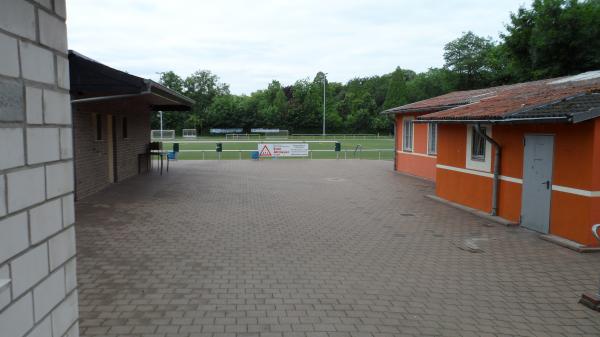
[465,124,492,172]
[427,123,438,155]
[402,116,414,152]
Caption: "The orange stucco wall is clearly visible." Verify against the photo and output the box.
[394,114,436,181]
[436,121,600,246]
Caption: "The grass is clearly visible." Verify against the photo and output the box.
[156,137,395,160]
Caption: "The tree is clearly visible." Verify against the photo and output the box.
[502,0,600,80]
[443,31,497,89]
[383,67,408,110]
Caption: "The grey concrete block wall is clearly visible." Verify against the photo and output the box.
[0,1,79,337]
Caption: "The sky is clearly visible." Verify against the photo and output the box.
[67,0,528,95]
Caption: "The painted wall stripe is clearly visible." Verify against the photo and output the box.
[397,150,436,159]
[436,164,599,197]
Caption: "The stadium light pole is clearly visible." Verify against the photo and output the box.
[159,111,163,138]
[322,73,327,136]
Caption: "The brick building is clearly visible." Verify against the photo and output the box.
[69,51,194,199]
[0,0,79,336]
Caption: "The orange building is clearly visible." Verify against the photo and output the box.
[387,71,600,248]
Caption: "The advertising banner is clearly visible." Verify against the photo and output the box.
[258,143,308,157]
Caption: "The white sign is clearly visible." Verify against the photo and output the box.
[258,143,308,157]
[251,128,280,133]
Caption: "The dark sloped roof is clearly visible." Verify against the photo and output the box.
[384,70,600,124]
[69,50,194,111]
[507,92,600,123]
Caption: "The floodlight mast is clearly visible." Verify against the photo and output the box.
[159,111,163,139]
[322,74,327,136]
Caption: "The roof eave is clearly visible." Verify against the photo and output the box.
[414,116,571,124]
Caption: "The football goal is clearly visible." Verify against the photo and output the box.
[182,129,197,138]
[225,133,262,141]
[264,130,289,139]
[151,130,175,140]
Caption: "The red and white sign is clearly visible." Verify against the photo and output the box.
[258,143,308,157]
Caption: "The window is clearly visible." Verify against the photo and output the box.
[402,117,413,152]
[428,123,438,155]
[95,114,102,141]
[122,117,128,139]
[471,126,486,161]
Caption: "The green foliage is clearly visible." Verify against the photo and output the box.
[502,0,600,80]
[443,31,498,89]
[153,0,600,136]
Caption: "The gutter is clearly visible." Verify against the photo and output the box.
[71,91,151,104]
[474,124,501,216]
[413,116,569,124]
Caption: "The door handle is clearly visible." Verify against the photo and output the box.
[542,180,550,189]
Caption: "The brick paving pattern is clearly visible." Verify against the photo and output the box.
[75,160,600,337]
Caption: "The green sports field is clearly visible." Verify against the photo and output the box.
[158,137,395,160]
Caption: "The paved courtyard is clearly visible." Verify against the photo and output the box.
[75,160,600,337]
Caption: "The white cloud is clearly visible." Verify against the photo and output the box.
[67,0,528,94]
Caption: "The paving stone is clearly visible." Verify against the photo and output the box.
[75,161,600,337]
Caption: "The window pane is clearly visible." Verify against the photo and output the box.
[471,127,486,160]
[428,123,437,155]
[403,119,413,151]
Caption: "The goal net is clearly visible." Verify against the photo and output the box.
[225,133,262,141]
[182,129,197,138]
[151,130,175,140]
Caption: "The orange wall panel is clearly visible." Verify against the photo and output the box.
[413,122,428,154]
[550,192,598,246]
[436,169,492,213]
[396,152,436,181]
[437,124,466,168]
[394,113,437,181]
[592,119,600,190]
[497,180,521,222]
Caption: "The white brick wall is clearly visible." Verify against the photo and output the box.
[7,167,46,212]
[62,193,75,227]
[26,87,44,124]
[0,293,34,337]
[0,0,36,40]
[51,291,78,337]
[0,127,25,170]
[0,1,78,335]
[0,32,20,77]
[38,10,68,52]
[27,127,60,164]
[11,243,49,297]
[29,198,62,244]
[54,0,67,19]
[0,213,29,263]
[0,265,10,310]
[25,316,52,337]
[46,161,74,198]
[60,127,73,159]
[49,227,76,270]
[20,41,55,84]
[64,258,77,293]
[33,268,66,320]
[44,89,71,124]
[0,175,5,217]
[56,56,70,89]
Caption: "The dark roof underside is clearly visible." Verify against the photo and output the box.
[68,51,194,111]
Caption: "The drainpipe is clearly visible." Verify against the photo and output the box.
[474,124,501,216]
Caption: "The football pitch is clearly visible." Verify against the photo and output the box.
[159,137,395,160]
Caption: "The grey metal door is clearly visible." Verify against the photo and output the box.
[521,135,554,233]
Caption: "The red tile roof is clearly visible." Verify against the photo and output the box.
[384,71,600,122]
